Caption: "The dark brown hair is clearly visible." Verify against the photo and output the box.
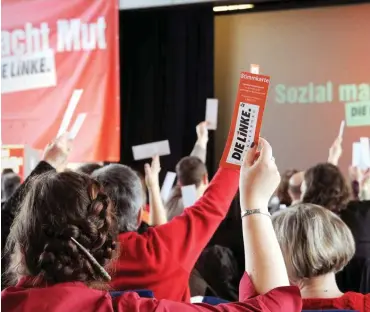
[165,156,207,221]
[176,156,207,187]
[302,163,350,213]
[276,169,298,206]
[6,171,118,287]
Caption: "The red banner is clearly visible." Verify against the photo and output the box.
[1,0,120,162]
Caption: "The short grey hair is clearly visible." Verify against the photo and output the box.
[92,164,145,233]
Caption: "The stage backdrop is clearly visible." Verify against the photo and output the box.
[1,0,120,162]
[215,3,370,173]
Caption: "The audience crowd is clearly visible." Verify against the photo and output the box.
[1,122,370,311]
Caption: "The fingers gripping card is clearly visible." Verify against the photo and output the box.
[220,71,270,169]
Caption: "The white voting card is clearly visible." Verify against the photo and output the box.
[181,184,197,208]
[352,142,362,167]
[205,98,218,130]
[132,140,170,161]
[360,137,370,168]
[338,120,345,138]
[160,171,177,202]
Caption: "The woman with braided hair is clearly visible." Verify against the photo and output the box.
[2,170,118,311]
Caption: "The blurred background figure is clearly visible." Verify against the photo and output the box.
[1,172,21,204]
[276,169,298,208]
[288,171,305,205]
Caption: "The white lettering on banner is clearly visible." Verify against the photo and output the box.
[57,17,107,52]
[1,22,50,56]
[1,49,57,94]
[226,102,259,165]
[1,16,108,93]
[57,90,84,137]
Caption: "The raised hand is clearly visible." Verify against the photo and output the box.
[144,155,161,190]
[43,133,72,171]
[328,136,343,166]
[196,121,209,148]
[240,138,281,211]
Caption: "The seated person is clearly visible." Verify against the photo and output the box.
[288,171,304,205]
[301,162,370,293]
[272,203,370,311]
[301,162,350,213]
[166,121,209,221]
[276,169,298,208]
[166,156,208,221]
[1,172,21,203]
[2,138,302,312]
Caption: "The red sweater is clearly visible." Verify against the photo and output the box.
[303,292,370,312]
[111,167,239,302]
[1,273,301,312]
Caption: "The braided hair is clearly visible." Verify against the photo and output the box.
[6,171,118,287]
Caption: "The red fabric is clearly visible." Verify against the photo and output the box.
[115,273,301,311]
[303,292,370,312]
[1,0,120,162]
[2,274,302,312]
[1,278,113,312]
[110,167,240,302]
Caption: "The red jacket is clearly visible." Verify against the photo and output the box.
[303,292,370,312]
[1,273,302,312]
[111,167,239,301]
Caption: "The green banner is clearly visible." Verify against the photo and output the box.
[345,101,370,127]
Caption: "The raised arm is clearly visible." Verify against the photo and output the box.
[240,139,290,294]
[2,134,71,215]
[327,136,342,166]
[145,155,167,226]
[143,165,239,272]
[190,121,208,163]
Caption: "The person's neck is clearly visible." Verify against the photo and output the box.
[291,198,301,205]
[299,273,343,299]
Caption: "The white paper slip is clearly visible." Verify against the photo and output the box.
[69,113,87,139]
[352,142,362,167]
[205,98,219,130]
[360,137,370,168]
[160,171,177,202]
[250,64,260,74]
[181,184,197,208]
[132,140,170,161]
[338,120,345,138]
[57,89,84,137]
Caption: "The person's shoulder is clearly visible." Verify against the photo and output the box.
[342,200,370,219]
[345,200,370,211]
[2,283,112,312]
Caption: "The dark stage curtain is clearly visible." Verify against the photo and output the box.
[119,4,215,178]
[119,4,245,280]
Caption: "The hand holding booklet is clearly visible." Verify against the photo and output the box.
[220,65,270,169]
